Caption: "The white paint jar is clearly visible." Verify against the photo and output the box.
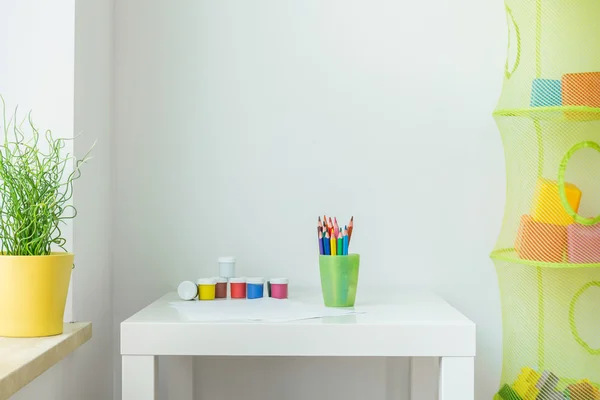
[177,281,198,301]
[218,256,236,279]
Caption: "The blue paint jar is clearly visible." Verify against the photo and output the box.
[246,277,265,299]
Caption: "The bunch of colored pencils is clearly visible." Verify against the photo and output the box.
[318,215,353,256]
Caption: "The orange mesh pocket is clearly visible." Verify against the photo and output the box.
[563,73,600,120]
[563,73,600,107]
[515,215,567,263]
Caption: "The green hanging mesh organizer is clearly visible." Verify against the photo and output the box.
[492,0,600,399]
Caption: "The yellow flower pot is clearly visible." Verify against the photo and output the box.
[0,253,74,337]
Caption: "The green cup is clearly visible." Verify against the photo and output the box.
[319,254,360,307]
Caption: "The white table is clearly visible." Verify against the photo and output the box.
[121,292,475,400]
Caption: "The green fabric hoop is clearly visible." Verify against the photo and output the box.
[558,141,600,226]
[504,5,521,80]
[569,281,600,355]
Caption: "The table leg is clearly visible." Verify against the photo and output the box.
[165,355,194,400]
[438,357,474,400]
[410,357,439,400]
[122,355,157,400]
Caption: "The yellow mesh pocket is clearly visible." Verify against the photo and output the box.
[492,0,600,398]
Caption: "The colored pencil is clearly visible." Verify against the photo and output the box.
[333,217,339,238]
[318,228,324,255]
[330,230,337,256]
[317,215,354,255]
[343,226,349,255]
[348,216,354,244]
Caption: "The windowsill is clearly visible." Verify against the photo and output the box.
[0,322,92,399]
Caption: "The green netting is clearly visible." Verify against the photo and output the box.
[492,0,600,399]
[493,261,600,399]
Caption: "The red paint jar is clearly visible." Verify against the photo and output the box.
[214,277,228,298]
[230,277,246,299]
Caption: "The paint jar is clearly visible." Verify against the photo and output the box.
[230,277,247,299]
[269,278,288,299]
[214,277,228,298]
[177,281,198,301]
[197,278,217,300]
[218,256,236,279]
[246,277,265,299]
[319,254,360,307]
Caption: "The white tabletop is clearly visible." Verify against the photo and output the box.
[121,291,475,357]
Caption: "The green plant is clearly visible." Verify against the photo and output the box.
[0,97,93,255]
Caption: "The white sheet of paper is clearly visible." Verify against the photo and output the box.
[169,298,361,322]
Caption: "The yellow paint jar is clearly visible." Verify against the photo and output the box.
[197,278,217,300]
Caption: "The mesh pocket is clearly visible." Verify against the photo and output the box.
[493,261,600,399]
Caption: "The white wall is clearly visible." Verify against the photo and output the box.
[66,0,114,398]
[113,1,506,399]
[0,1,75,398]
[0,0,113,399]
[0,0,75,269]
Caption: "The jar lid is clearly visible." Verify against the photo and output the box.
[197,278,217,285]
[269,278,288,284]
[213,277,228,283]
[229,277,246,283]
[177,281,198,300]
[246,277,265,284]
[218,256,236,263]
